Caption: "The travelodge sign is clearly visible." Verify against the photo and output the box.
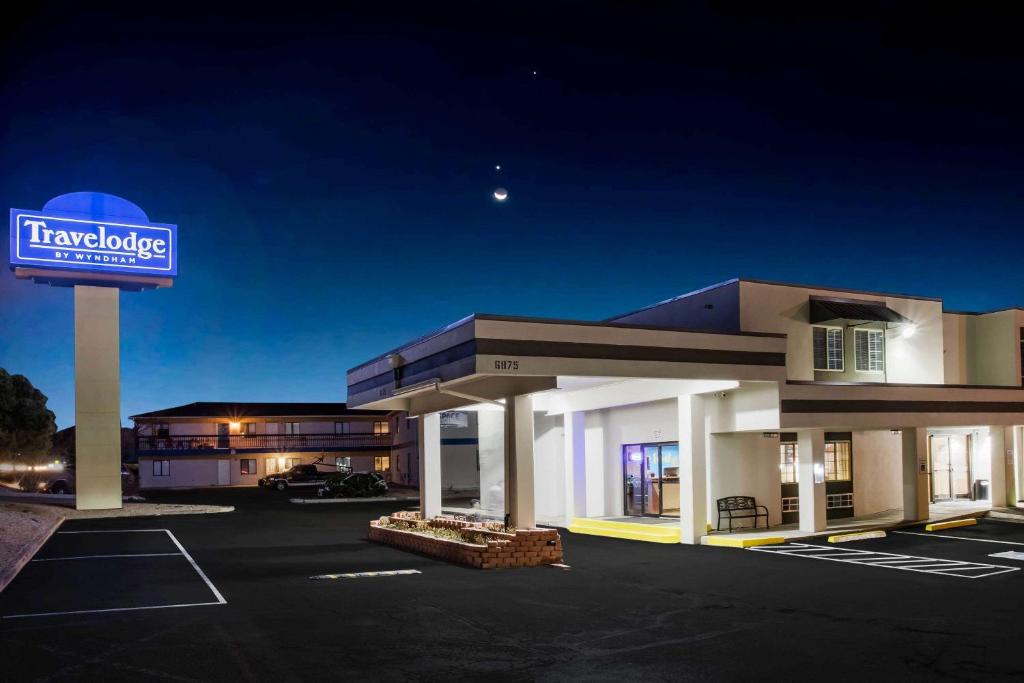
[9,192,178,279]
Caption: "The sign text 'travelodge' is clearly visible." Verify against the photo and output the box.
[9,211,177,277]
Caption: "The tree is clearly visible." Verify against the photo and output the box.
[0,368,57,463]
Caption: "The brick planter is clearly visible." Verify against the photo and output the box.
[368,513,563,569]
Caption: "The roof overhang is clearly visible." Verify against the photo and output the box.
[809,296,912,325]
[347,314,787,415]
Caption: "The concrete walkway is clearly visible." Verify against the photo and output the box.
[701,500,994,544]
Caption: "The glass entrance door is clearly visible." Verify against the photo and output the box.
[622,442,680,517]
[930,434,971,500]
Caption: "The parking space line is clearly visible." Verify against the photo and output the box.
[749,542,1019,579]
[893,530,1024,546]
[1,528,226,619]
[2,601,225,620]
[33,553,183,562]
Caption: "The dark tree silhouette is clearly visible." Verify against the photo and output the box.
[0,368,57,463]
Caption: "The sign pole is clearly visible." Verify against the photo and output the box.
[73,284,122,510]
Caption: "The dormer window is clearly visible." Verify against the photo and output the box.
[812,326,844,371]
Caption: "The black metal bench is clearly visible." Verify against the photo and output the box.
[717,496,769,531]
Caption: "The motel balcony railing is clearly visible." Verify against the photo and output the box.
[136,433,391,454]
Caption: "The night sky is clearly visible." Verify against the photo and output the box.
[2,3,1023,427]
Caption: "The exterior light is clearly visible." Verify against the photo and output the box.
[901,324,917,339]
[229,421,241,432]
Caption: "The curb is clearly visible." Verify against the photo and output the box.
[0,514,62,594]
[290,496,418,505]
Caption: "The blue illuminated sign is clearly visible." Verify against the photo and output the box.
[9,192,177,279]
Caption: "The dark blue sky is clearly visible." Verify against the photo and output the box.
[2,3,1023,427]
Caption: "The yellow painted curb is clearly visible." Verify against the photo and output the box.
[925,518,978,532]
[568,519,681,544]
[703,535,785,548]
[828,530,886,543]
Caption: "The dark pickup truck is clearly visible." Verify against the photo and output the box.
[259,464,336,491]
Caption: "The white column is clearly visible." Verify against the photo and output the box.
[797,429,826,532]
[477,410,505,515]
[504,395,536,529]
[901,427,929,522]
[1014,426,1024,506]
[563,411,584,525]
[988,426,1008,508]
[678,395,707,544]
[74,285,122,511]
[417,412,441,519]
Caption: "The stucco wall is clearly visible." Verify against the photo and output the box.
[532,413,566,524]
[708,433,781,528]
[851,430,902,516]
[967,310,1022,386]
[738,281,945,383]
[942,313,969,384]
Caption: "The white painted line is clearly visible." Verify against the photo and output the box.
[894,530,1024,547]
[57,529,168,534]
[2,527,227,619]
[2,601,225,620]
[750,542,1019,580]
[33,553,182,562]
[989,550,1024,561]
[163,530,226,604]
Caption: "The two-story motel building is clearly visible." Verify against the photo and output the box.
[133,402,398,489]
[346,278,1024,543]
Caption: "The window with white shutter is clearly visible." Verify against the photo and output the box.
[813,326,844,371]
[855,329,884,372]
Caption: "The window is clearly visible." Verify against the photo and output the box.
[244,423,257,436]
[779,443,799,484]
[153,460,170,476]
[266,458,278,474]
[284,422,300,435]
[827,493,853,509]
[240,459,256,475]
[373,421,390,436]
[854,329,884,372]
[374,456,391,471]
[287,457,300,468]
[782,497,799,513]
[155,423,170,437]
[824,441,851,481]
[335,456,351,471]
[335,422,351,435]
[812,326,844,371]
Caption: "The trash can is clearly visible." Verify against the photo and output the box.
[973,479,990,501]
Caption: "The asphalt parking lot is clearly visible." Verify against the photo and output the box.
[2,488,1024,682]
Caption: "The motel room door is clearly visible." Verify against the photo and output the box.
[217,423,230,448]
[930,434,971,500]
[216,459,231,485]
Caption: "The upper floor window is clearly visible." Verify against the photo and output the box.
[155,423,170,437]
[812,326,844,371]
[854,329,884,373]
[374,421,390,436]
[244,422,257,436]
[335,422,351,435]
[284,422,300,435]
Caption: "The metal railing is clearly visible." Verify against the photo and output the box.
[136,433,391,452]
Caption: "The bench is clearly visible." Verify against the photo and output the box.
[717,496,769,532]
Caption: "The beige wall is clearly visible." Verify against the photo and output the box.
[851,430,902,516]
[942,313,969,384]
[966,310,1022,386]
[708,433,782,528]
[738,281,945,384]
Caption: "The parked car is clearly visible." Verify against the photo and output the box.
[6,464,133,494]
[259,464,334,491]
[317,471,388,498]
